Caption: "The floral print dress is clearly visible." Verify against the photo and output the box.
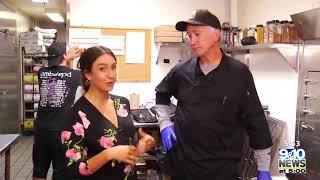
[61,95,137,180]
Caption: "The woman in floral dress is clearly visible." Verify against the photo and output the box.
[61,46,155,180]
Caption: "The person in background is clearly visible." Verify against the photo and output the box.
[33,42,82,180]
[155,9,273,180]
[61,46,155,180]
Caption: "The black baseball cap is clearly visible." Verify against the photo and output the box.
[47,42,66,66]
[175,9,222,31]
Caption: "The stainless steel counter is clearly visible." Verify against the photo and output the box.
[132,119,159,128]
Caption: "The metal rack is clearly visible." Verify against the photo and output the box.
[239,116,286,179]
[21,48,48,132]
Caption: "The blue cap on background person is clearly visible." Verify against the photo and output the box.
[47,42,66,66]
[175,9,222,31]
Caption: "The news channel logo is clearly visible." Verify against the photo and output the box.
[278,141,306,174]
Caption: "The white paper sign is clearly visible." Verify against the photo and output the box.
[69,28,101,48]
[125,32,145,64]
[100,35,125,55]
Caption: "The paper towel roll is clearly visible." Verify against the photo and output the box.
[129,93,140,109]
[24,85,33,92]
[33,85,39,92]
[33,94,40,101]
[24,94,33,101]
[34,103,39,110]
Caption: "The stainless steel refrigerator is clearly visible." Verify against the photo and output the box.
[0,2,21,133]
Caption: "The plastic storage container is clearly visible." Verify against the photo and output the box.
[256,24,264,44]
[263,21,271,43]
[281,20,290,43]
[269,20,281,43]
[289,21,299,44]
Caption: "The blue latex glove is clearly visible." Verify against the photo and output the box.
[160,125,176,151]
[257,171,272,180]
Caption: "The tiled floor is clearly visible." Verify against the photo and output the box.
[0,135,166,180]
[0,135,53,180]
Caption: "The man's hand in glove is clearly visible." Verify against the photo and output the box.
[257,171,272,180]
[160,125,176,151]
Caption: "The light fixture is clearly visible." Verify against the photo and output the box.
[32,0,49,3]
[0,11,17,20]
[45,9,64,22]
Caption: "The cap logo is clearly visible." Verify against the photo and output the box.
[191,10,197,18]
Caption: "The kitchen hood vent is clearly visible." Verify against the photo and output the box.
[291,8,320,41]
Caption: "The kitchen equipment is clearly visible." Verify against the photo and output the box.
[129,93,140,109]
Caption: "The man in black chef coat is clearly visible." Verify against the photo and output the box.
[155,9,273,180]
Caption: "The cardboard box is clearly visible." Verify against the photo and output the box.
[154,25,182,43]
[154,36,182,43]
[21,39,44,47]
[24,45,46,54]
[154,25,177,31]
[20,31,43,40]
[155,31,182,37]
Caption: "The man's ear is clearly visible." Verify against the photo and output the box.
[212,29,221,42]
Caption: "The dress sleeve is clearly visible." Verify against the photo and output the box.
[61,108,92,178]
[239,68,273,149]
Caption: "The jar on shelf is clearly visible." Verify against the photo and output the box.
[281,20,290,43]
[289,21,299,44]
[274,20,282,43]
[221,27,230,47]
[248,26,256,38]
[235,29,241,46]
[242,28,248,39]
[256,24,264,44]
[231,27,239,47]
[269,20,281,43]
[263,21,271,43]
[227,27,237,47]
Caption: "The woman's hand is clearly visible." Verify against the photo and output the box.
[108,145,138,165]
[137,128,156,155]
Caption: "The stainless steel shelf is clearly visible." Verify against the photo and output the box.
[24,92,39,94]
[223,43,301,72]
[223,43,299,52]
[24,83,38,85]
[25,110,36,112]
[132,119,159,128]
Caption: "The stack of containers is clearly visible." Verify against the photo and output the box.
[20,31,45,55]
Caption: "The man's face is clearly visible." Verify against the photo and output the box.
[186,25,220,57]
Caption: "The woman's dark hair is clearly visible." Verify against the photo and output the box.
[77,46,117,91]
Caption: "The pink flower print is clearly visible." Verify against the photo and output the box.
[65,149,81,161]
[117,105,128,117]
[73,122,84,137]
[61,131,71,144]
[78,111,90,129]
[79,162,92,176]
[124,165,132,173]
[99,136,116,149]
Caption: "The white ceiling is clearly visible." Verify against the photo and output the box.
[3,0,66,21]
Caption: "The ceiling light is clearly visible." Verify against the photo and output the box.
[32,0,49,3]
[45,9,64,22]
[0,11,17,20]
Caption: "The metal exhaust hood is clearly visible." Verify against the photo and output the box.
[291,8,320,41]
